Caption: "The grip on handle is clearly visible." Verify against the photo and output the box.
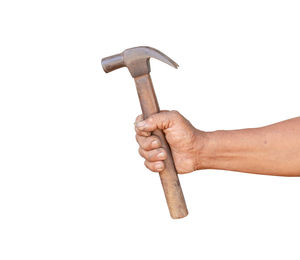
[134,74,188,219]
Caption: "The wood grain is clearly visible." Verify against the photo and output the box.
[134,74,188,219]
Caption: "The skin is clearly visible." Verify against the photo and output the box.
[135,111,300,176]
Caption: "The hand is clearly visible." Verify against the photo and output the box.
[135,110,206,174]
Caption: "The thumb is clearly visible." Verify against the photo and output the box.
[135,111,177,132]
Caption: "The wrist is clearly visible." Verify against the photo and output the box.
[194,130,221,170]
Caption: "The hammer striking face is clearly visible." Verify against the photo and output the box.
[101,46,188,219]
[101,46,178,77]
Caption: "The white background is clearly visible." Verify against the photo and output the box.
[1,0,300,259]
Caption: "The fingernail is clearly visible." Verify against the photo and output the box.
[158,152,165,159]
[152,140,159,146]
[156,163,163,171]
[136,121,146,129]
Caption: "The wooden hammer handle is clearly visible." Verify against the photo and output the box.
[134,74,188,219]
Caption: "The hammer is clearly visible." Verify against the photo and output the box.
[101,46,188,219]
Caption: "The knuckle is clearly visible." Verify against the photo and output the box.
[170,110,181,119]
[138,147,145,158]
[148,151,155,161]
[143,140,152,151]
[144,161,156,172]
[160,109,170,113]
[144,161,150,169]
[136,135,145,146]
[134,126,141,134]
[148,149,163,161]
[135,114,143,122]
[147,117,154,124]
[141,139,151,149]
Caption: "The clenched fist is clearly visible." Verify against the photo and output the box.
[134,110,207,174]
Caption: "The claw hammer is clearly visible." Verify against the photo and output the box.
[101,46,188,219]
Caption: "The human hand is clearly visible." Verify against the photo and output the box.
[135,111,207,174]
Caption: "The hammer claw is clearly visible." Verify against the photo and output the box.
[101,46,188,219]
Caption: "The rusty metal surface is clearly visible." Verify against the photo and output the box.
[101,46,178,77]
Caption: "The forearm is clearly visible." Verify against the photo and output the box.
[198,117,300,176]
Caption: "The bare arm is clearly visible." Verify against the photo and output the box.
[135,111,300,177]
[201,117,300,176]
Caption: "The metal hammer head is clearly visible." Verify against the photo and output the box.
[101,46,178,78]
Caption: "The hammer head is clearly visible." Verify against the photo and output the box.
[101,46,178,78]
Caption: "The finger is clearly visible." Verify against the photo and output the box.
[135,114,143,124]
[134,125,151,137]
[135,135,161,151]
[134,114,151,136]
[138,147,167,162]
[144,160,165,172]
[135,110,180,132]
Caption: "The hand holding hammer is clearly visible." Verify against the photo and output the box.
[102,46,188,219]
